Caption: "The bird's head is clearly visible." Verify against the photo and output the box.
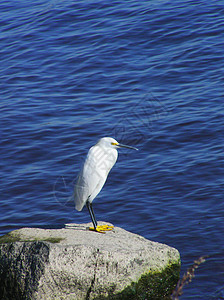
[97,137,138,150]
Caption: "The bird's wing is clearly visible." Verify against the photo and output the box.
[74,146,107,211]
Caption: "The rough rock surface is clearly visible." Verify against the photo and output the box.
[0,222,180,299]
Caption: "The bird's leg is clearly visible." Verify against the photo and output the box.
[86,201,114,233]
[86,200,97,230]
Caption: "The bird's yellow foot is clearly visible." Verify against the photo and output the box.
[89,225,114,233]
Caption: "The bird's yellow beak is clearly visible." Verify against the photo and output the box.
[111,142,138,150]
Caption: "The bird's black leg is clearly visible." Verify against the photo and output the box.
[86,200,98,230]
[86,199,113,233]
[89,202,97,228]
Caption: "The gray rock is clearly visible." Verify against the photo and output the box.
[0,222,180,299]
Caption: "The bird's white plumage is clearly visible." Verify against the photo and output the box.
[74,137,118,211]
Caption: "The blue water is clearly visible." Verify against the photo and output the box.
[1,1,224,299]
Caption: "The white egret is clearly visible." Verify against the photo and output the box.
[74,137,138,233]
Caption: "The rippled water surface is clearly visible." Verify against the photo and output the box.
[1,1,224,299]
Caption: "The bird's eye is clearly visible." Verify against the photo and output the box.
[111,142,118,146]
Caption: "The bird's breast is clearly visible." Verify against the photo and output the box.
[87,146,118,177]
